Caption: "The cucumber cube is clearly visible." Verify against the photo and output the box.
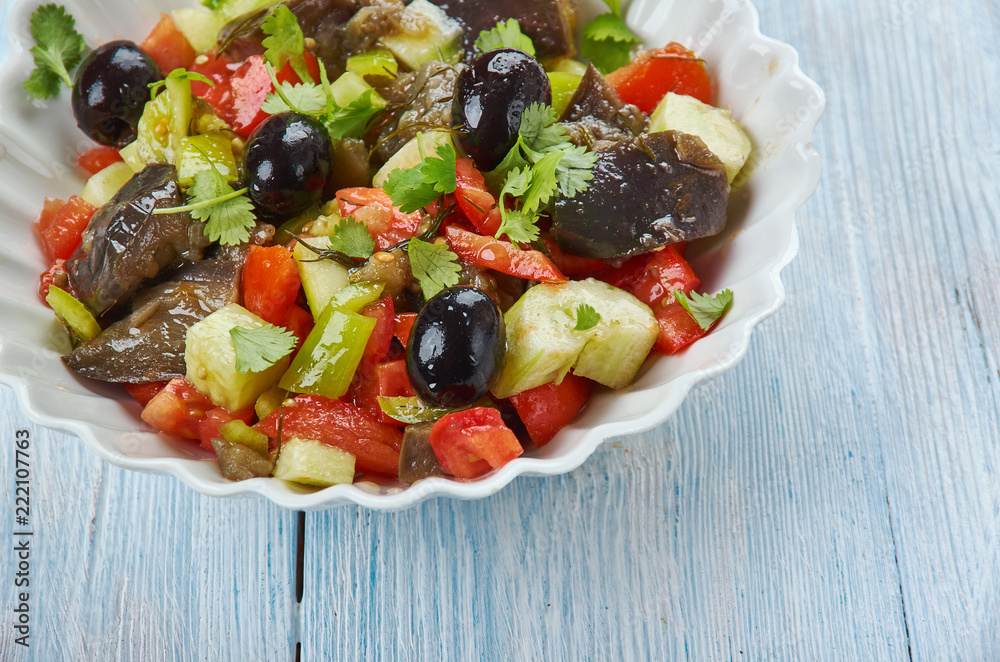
[649,92,752,184]
[292,236,351,318]
[379,0,463,69]
[491,278,658,398]
[81,161,134,208]
[274,437,357,487]
[185,304,291,411]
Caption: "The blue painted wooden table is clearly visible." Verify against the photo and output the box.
[3,0,999,659]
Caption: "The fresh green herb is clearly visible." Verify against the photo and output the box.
[674,289,734,330]
[377,396,451,424]
[474,18,535,56]
[201,0,224,10]
[262,62,383,141]
[581,4,642,74]
[23,4,88,99]
[407,237,462,300]
[491,103,598,243]
[230,324,297,374]
[574,304,602,331]
[148,69,215,98]
[293,235,359,269]
[155,166,256,246]
[322,89,382,140]
[383,141,458,213]
[325,217,376,259]
[261,4,312,83]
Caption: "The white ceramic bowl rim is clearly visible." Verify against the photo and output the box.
[0,0,824,510]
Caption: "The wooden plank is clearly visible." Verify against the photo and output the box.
[0,385,299,661]
[804,0,1000,657]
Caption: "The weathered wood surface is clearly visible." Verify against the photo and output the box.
[3,0,1000,659]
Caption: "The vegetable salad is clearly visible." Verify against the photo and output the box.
[27,0,751,487]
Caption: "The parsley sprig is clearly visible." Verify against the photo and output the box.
[574,304,602,331]
[154,153,256,246]
[581,0,642,74]
[490,103,598,243]
[407,237,461,300]
[475,19,535,56]
[261,4,313,84]
[674,289,734,330]
[23,4,88,100]
[382,141,458,213]
[230,324,297,374]
[262,61,383,141]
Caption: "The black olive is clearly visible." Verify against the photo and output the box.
[453,48,551,171]
[71,40,163,147]
[242,112,333,217]
[406,287,506,408]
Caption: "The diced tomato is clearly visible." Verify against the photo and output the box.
[443,225,567,283]
[140,377,215,440]
[454,158,502,235]
[628,246,701,311]
[605,42,712,113]
[429,407,523,479]
[242,245,301,325]
[254,394,403,476]
[140,14,197,74]
[280,304,314,352]
[351,359,415,425]
[124,381,167,408]
[654,301,708,354]
[34,196,97,261]
[393,313,417,348]
[200,52,322,137]
[38,259,67,302]
[336,187,423,250]
[358,297,395,373]
[196,406,255,452]
[188,51,238,99]
[76,146,123,176]
[508,374,592,447]
[541,237,606,275]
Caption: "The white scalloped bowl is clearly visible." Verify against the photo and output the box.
[0,0,823,509]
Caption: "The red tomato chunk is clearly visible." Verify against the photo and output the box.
[429,407,523,479]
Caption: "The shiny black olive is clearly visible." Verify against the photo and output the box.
[406,287,506,408]
[242,112,333,217]
[71,40,163,147]
[453,48,551,171]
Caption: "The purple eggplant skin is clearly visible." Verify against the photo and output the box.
[62,258,242,383]
[398,422,446,483]
[66,164,209,317]
[427,0,577,60]
[551,131,731,260]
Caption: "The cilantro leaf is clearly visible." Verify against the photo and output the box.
[24,4,87,99]
[674,289,734,331]
[574,304,601,331]
[475,19,535,56]
[261,80,327,115]
[230,324,297,374]
[261,4,312,83]
[516,103,566,155]
[407,237,461,300]
[582,12,642,74]
[322,88,382,140]
[520,150,562,213]
[383,141,458,213]
[326,217,376,259]
[157,167,256,246]
[496,208,540,245]
[554,144,598,198]
[149,69,215,98]
[201,0,224,9]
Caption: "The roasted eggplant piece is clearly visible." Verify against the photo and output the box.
[428,0,577,59]
[63,258,242,383]
[559,64,647,147]
[371,62,461,165]
[551,131,730,259]
[398,422,445,483]
[66,164,209,316]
